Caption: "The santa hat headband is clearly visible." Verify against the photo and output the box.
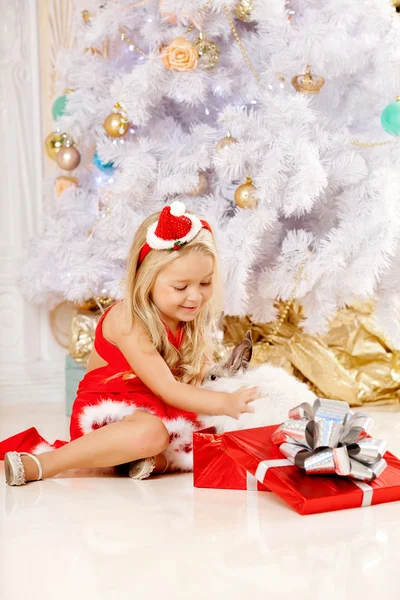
[138,201,212,266]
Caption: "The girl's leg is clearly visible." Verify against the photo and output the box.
[21,410,169,482]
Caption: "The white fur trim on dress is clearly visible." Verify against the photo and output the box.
[162,417,197,472]
[146,213,203,250]
[32,442,55,455]
[79,399,152,435]
[77,399,199,472]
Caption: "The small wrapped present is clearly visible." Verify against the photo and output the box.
[220,400,400,515]
[193,427,270,492]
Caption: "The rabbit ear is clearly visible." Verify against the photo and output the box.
[224,332,253,373]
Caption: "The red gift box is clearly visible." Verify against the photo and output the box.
[193,427,269,492]
[220,425,400,515]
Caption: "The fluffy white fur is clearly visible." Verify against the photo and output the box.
[199,363,316,433]
[32,442,56,455]
[162,417,198,472]
[79,399,152,435]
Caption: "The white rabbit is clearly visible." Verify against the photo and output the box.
[198,331,316,433]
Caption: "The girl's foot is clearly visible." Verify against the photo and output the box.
[128,453,169,480]
[4,452,42,486]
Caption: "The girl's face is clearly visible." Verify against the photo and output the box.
[151,251,214,326]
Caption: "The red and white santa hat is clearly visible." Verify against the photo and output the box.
[138,201,212,265]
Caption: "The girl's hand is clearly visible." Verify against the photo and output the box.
[223,387,259,419]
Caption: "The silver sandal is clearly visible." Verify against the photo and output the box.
[4,452,43,486]
[128,457,156,480]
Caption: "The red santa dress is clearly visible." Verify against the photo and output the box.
[0,304,202,472]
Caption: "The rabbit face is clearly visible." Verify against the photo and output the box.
[201,330,253,385]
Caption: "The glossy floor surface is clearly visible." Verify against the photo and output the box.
[1,403,400,600]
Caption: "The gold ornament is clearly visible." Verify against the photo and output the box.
[194,32,220,70]
[104,112,129,137]
[234,0,254,23]
[234,176,258,208]
[188,171,208,196]
[393,0,400,11]
[216,131,238,152]
[76,297,115,312]
[291,64,325,94]
[44,131,68,161]
[54,176,78,197]
[56,145,81,171]
[82,10,94,24]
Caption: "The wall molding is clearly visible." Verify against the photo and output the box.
[0,0,73,404]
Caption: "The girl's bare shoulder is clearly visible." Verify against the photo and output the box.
[104,299,153,350]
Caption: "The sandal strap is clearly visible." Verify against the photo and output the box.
[160,457,169,474]
[20,453,43,481]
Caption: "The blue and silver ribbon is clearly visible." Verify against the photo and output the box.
[271,399,387,482]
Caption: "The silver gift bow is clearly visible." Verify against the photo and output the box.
[271,399,388,482]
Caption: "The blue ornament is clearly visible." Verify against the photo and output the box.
[92,151,116,175]
[381,97,400,136]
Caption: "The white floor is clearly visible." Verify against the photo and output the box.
[1,403,400,600]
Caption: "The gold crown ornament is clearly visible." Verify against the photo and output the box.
[291,65,325,95]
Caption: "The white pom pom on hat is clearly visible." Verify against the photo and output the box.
[169,201,186,217]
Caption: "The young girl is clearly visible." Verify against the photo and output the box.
[2,201,258,486]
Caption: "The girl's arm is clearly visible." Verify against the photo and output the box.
[112,317,257,418]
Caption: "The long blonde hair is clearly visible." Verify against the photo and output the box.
[123,210,223,383]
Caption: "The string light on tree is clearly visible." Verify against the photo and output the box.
[234,176,258,209]
[104,102,129,137]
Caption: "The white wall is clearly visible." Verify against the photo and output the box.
[0,0,65,404]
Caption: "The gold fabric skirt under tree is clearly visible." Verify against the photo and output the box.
[220,301,400,407]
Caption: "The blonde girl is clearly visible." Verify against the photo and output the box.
[2,202,258,485]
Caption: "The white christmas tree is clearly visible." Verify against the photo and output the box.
[21,0,400,344]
